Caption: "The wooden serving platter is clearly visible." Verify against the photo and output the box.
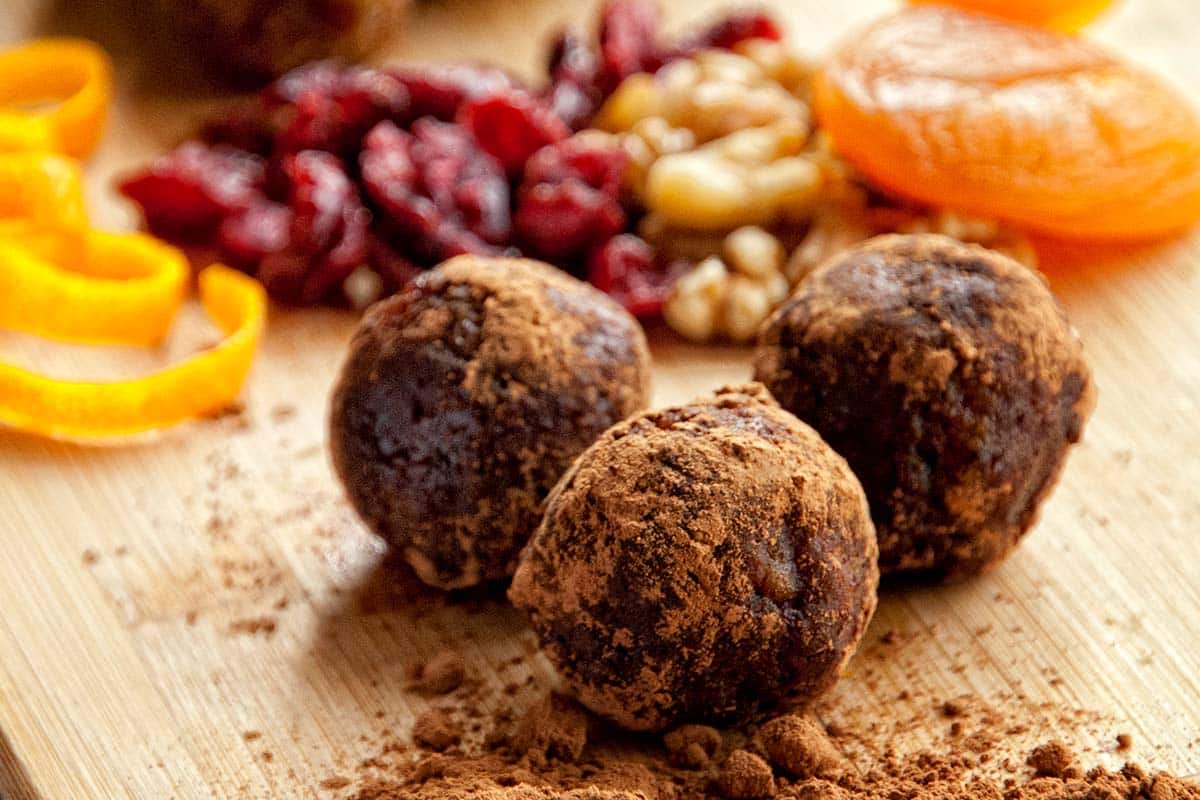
[1,1,1198,797]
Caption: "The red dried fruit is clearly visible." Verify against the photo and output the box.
[523,136,628,197]
[360,121,433,234]
[217,202,292,267]
[275,65,410,155]
[369,236,424,291]
[389,63,515,122]
[360,120,509,264]
[459,90,570,175]
[515,137,629,262]
[265,60,342,106]
[546,30,605,130]
[119,142,266,242]
[516,182,625,263]
[681,9,784,52]
[127,1,791,308]
[588,234,683,316]
[599,0,664,92]
[259,151,370,304]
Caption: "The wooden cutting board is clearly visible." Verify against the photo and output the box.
[1,1,1198,797]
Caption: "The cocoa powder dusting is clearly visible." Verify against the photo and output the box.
[717,750,776,799]
[321,662,1200,800]
[332,679,1199,800]
[410,651,467,696]
[412,708,464,752]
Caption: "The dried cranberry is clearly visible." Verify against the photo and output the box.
[265,60,342,106]
[458,90,570,176]
[514,136,630,262]
[515,181,625,263]
[673,9,784,57]
[258,151,370,304]
[360,120,509,266]
[588,234,683,317]
[275,65,410,156]
[389,63,515,122]
[429,221,503,261]
[598,0,664,93]
[453,173,511,245]
[549,29,603,90]
[217,202,291,267]
[119,142,266,243]
[369,236,424,291]
[335,66,411,127]
[545,30,604,130]
[523,136,628,197]
[413,120,508,237]
[360,121,436,237]
[288,152,353,249]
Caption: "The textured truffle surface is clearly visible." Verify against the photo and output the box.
[509,384,879,732]
[330,255,652,589]
[755,234,1095,580]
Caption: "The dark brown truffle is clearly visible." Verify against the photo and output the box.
[509,384,879,732]
[330,255,652,589]
[755,234,1095,581]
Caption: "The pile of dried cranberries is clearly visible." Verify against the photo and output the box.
[119,0,782,311]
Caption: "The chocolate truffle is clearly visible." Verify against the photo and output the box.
[330,255,652,589]
[755,234,1095,580]
[509,384,879,732]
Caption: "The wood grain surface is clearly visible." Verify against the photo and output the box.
[1,1,1199,797]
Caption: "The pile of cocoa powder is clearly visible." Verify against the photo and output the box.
[326,650,1199,800]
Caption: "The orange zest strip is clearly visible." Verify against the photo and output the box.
[0,265,266,440]
[0,151,88,234]
[0,38,113,158]
[0,229,188,346]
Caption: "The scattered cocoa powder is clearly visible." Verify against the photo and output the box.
[410,651,467,696]
[227,616,278,636]
[507,694,591,766]
[412,708,463,752]
[664,725,723,769]
[271,404,297,423]
[756,714,847,780]
[1027,741,1081,779]
[333,685,1199,800]
[717,750,776,799]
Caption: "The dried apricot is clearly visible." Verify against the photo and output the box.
[814,6,1200,241]
[910,0,1113,31]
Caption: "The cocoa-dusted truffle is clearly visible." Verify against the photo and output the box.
[755,234,1095,581]
[330,255,652,589]
[509,384,879,732]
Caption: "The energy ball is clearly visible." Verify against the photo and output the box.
[330,255,652,589]
[755,234,1095,580]
[509,384,879,732]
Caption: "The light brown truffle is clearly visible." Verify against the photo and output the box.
[756,235,1095,580]
[330,256,652,589]
[509,384,879,732]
